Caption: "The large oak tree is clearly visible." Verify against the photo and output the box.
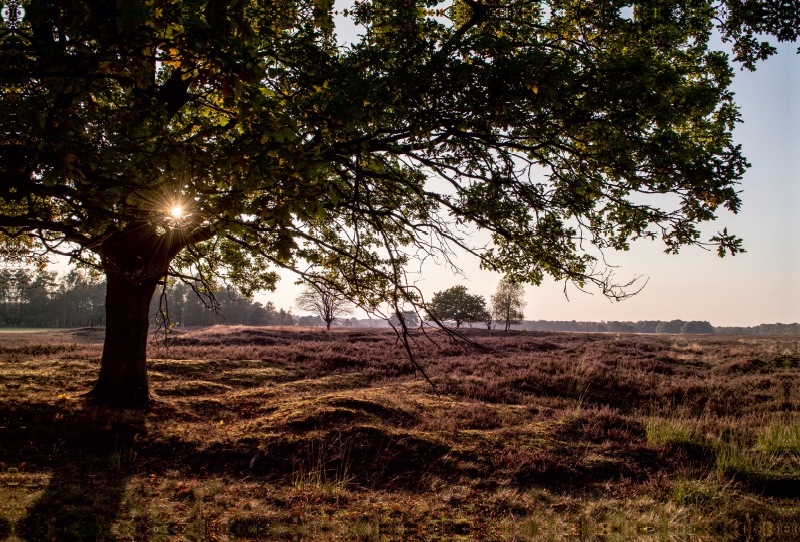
[1,0,797,405]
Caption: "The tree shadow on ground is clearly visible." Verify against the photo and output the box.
[0,398,147,541]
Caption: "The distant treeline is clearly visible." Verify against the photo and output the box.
[2,270,798,333]
[517,320,800,335]
[0,269,106,327]
[155,282,294,327]
[518,320,714,333]
[712,323,800,335]
[0,269,294,328]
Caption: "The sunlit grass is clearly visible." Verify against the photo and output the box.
[645,417,698,447]
[757,423,800,454]
[290,440,353,494]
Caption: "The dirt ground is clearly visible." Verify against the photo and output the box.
[1,326,799,541]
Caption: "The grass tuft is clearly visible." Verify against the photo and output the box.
[645,417,705,448]
[757,423,800,454]
[109,445,138,472]
[290,439,353,494]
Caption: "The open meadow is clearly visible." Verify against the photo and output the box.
[1,327,799,541]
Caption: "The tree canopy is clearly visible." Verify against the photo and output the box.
[427,285,487,328]
[491,277,526,331]
[1,0,798,404]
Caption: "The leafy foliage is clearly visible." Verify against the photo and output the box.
[2,0,797,306]
[427,285,487,328]
[492,277,526,331]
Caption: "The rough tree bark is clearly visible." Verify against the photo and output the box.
[87,271,159,405]
[85,224,207,406]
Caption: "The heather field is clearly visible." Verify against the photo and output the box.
[1,327,799,541]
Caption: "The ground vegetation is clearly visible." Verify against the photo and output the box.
[1,328,798,539]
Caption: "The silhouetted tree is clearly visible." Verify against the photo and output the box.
[295,284,353,331]
[389,310,421,329]
[479,300,495,330]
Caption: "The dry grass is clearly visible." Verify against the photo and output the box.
[1,326,799,540]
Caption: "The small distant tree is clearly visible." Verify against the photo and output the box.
[427,286,488,329]
[492,278,526,332]
[390,310,421,329]
[480,301,495,330]
[295,284,353,331]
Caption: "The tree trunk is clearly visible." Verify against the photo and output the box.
[82,222,213,407]
[87,272,158,406]
[326,319,332,331]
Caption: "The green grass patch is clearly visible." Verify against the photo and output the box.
[757,423,800,454]
[645,417,708,448]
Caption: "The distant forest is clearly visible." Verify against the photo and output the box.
[0,269,293,328]
[1,270,798,334]
[517,320,800,335]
